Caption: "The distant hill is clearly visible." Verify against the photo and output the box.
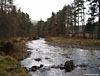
[31,20,38,25]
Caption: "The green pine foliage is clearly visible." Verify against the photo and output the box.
[36,5,72,37]
[0,5,36,39]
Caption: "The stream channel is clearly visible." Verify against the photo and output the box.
[21,38,100,76]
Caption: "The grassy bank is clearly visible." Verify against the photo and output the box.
[0,56,31,76]
[0,37,34,76]
[47,37,100,46]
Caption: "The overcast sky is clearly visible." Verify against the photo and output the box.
[14,0,74,21]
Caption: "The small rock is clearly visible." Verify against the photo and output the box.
[60,66,65,70]
[83,68,87,70]
[66,56,70,58]
[27,48,33,50]
[36,49,38,51]
[64,60,75,72]
[34,58,41,61]
[78,63,87,67]
[40,64,44,68]
[98,58,100,59]
[45,57,50,60]
[31,65,39,71]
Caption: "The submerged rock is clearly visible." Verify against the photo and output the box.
[64,60,75,72]
[97,65,100,70]
[45,57,50,60]
[78,63,88,67]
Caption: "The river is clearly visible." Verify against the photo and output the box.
[21,38,100,76]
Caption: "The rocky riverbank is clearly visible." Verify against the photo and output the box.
[47,37,100,50]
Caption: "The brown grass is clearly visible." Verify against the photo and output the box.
[47,37,100,46]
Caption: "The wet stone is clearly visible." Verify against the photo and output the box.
[31,65,39,71]
[83,68,87,70]
[34,58,41,61]
[30,64,51,72]
[98,57,100,59]
[78,63,88,67]
[64,60,75,72]
[60,66,65,70]
[66,56,71,59]
[36,49,38,51]
[27,48,33,50]
[45,57,50,60]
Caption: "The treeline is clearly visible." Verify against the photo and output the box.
[0,0,37,39]
[36,5,71,37]
[36,0,100,39]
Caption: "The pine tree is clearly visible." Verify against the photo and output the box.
[87,0,99,38]
[72,0,86,38]
[65,5,73,37]
[99,0,100,39]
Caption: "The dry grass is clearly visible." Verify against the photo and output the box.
[0,38,31,76]
[47,37,100,46]
[0,56,31,76]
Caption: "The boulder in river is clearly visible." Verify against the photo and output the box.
[31,65,39,71]
[64,60,75,72]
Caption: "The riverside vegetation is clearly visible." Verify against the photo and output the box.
[0,37,36,76]
[0,0,38,75]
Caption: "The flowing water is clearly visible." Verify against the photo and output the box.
[22,38,100,76]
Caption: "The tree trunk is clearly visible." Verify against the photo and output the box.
[83,1,85,38]
[4,0,7,11]
[98,0,100,39]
